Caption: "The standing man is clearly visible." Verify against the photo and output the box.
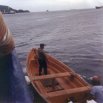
[37,43,48,75]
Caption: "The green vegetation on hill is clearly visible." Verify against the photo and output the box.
[0,5,30,14]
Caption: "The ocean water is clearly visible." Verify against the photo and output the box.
[4,8,103,81]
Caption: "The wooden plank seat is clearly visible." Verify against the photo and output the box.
[47,86,90,98]
[33,72,73,81]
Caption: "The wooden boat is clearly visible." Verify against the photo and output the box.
[27,48,91,103]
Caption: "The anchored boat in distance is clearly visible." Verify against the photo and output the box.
[95,6,103,9]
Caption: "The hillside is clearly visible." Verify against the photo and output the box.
[0,5,30,14]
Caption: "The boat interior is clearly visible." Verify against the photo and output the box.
[27,48,90,103]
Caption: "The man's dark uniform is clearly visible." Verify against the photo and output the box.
[37,45,47,75]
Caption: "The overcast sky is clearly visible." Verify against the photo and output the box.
[0,0,103,12]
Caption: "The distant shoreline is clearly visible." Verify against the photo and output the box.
[0,5,30,14]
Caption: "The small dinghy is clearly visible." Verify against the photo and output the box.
[27,48,91,103]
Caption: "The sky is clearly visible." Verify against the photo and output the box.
[0,0,103,12]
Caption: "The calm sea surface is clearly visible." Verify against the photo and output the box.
[4,9,103,81]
